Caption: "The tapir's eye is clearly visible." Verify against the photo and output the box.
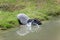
[34,19,42,25]
[34,20,37,22]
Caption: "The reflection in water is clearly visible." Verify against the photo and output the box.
[16,24,41,36]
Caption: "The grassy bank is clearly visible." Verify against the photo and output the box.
[0,0,60,29]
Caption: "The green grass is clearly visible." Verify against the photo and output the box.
[0,0,60,29]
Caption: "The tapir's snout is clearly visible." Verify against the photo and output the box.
[32,19,42,25]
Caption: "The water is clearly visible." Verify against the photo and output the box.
[16,23,40,36]
[0,16,60,40]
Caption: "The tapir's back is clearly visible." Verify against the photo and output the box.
[17,13,30,25]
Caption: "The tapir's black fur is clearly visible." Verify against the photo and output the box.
[27,19,42,25]
[18,19,23,25]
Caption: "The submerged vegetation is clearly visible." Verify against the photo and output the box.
[0,0,60,29]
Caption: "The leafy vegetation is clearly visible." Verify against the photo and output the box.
[0,0,60,29]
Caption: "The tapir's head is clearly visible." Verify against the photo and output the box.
[27,18,42,25]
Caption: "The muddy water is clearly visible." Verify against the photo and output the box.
[0,17,60,40]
